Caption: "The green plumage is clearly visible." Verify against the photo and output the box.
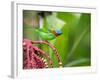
[35,28,56,40]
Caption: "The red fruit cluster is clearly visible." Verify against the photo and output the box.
[23,39,62,69]
[23,39,46,69]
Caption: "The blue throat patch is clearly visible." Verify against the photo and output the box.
[55,29,62,35]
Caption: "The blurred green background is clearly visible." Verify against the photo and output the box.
[23,10,91,67]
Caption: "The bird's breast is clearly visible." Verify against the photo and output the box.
[51,30,59,37]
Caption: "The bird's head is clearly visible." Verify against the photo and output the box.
[51,29,62,37]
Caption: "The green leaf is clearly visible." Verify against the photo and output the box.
[65,58,90,67]
[67,28,88,61]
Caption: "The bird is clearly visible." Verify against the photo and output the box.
[35,11,65,40]
[35,28,62,40]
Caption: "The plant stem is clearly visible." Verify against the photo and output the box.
[31,40,63,67]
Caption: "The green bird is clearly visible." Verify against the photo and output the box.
[35,11,65,40]
[35,28,62,40]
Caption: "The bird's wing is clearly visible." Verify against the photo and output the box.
[35,28,55,40]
